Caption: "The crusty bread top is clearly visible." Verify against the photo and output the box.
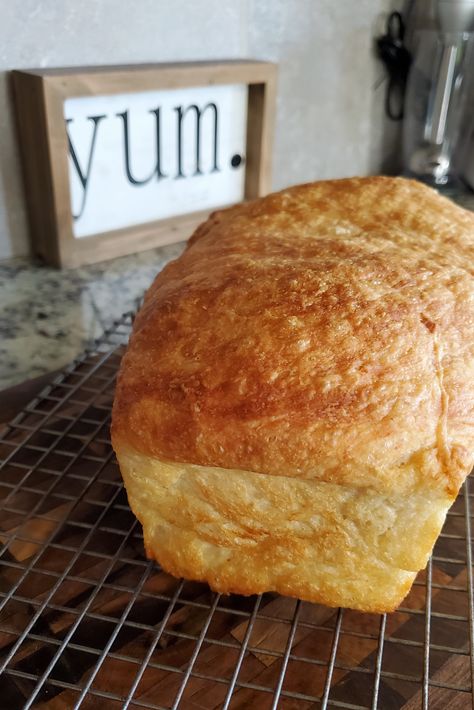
[112,177,474,496]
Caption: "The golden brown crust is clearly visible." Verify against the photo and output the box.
[112,176,474,499]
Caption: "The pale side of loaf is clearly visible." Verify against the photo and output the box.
[112,176,474,612]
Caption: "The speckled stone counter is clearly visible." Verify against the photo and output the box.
[0,243,185,390]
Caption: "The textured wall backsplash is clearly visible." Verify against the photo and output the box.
[0,0,400,261]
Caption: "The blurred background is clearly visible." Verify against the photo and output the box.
[0,0,404,262]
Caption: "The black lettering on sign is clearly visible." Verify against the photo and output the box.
[66,114,106,220]
[174,103,220,178]
[116,107,167,185]
[65,98,227,223]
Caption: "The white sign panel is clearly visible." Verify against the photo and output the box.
[64,84,248,238]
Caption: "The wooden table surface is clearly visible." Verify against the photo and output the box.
[0,372,59,425]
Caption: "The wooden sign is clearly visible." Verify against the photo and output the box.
[12,61,276,268]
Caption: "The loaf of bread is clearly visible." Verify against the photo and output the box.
[112,177,474,612]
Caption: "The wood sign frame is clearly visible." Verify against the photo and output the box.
[12,61,277,268]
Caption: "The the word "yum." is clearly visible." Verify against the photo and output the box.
[66,102,220,219]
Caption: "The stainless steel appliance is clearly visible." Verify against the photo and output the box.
[403,0,474,190]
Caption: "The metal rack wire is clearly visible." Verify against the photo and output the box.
[0,312,473,709]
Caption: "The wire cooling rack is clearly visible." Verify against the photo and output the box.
[0,312,473,710]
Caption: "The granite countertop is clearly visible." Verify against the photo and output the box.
[0,242,185,390]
